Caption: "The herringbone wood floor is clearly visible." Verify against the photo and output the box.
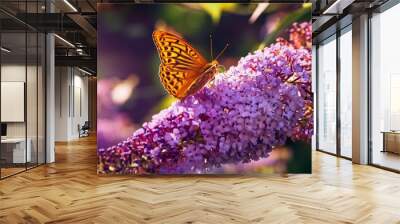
[0,135,400,224]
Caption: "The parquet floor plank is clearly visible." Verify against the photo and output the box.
[0,135,399,223]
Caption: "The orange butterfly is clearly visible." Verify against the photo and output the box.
[152,30,228,99]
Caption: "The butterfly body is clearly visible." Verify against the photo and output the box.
[184,60,219,98]
[152,30,219,99]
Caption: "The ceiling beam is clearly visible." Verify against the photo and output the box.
[67,13,97,43]
[55,55,96,72]
[13,13,85,32]
[322,0,356,14]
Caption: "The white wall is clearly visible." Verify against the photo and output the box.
[54,67,89,141]
[1,65,26,140]
[72,73,89,138]
[1,63,46,164]
[55,66,69,141]
[1,65,38,138]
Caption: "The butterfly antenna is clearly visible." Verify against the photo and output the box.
[215,43,229,61]
[210,34,214,60]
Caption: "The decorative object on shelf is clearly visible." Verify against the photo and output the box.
[381,131,400,154]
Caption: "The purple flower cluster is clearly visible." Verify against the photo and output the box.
[98,22,313,174]
[289,22,312,49]
[286,22,313,140]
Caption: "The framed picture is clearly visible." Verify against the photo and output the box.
[97,3,312,175]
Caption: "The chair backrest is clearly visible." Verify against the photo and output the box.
[82,121,90,129]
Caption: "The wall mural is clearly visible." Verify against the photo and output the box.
[97,3,313,175]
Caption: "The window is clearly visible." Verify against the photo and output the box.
[317,35,337,154]
[0,1,47,179]
[370,2,400,171]
[312,45,317,151]
[339,26,352,158]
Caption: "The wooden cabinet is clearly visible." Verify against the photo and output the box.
[382,132,400,154]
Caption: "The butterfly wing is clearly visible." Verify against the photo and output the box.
[159,64,200,99]
[153,30,209,98]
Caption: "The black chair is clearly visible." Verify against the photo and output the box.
[79,121,90,138]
